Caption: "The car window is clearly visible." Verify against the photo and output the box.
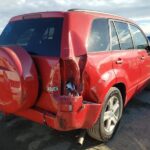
[88,19,110,52]
[0,18,63,57]
[129,25,148,49]
[114,21,134,50]
[110,21,120,50]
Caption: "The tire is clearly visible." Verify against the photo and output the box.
[0,46,39,113]
[87,87,123,142]
[145,83,150,90]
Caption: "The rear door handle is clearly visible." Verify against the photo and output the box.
[140,56,145,60]
[116,59,123,64]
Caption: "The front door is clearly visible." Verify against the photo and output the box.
[129,24,150,88]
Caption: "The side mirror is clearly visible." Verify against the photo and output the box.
[146,45,150,52]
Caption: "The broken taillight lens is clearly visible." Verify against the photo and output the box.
[60,55,87,96]
[60,58,80,96]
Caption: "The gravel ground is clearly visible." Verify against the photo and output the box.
[0,90,150,150]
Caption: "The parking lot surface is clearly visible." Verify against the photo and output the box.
[0,90,150,150]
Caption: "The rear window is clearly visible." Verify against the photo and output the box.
[0,18,63,57]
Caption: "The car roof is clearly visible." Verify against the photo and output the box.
[10,9,135,24]
[68,9,135,24]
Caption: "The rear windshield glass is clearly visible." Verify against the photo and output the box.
[0,18,63,57]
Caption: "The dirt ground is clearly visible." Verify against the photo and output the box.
[0,90,150,150]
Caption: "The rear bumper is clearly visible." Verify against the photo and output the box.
[15,96,102,131]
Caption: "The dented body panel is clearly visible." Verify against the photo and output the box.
[32,56,61,113]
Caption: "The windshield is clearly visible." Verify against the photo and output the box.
[0,18,63,57]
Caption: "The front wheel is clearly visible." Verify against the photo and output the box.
[87,87,123,142]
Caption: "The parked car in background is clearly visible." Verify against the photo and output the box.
[0,9,149,142]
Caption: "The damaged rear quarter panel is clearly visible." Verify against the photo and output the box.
[60,12,117,104]
[82,52,117,104]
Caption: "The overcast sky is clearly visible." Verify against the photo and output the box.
[0,0,150,35]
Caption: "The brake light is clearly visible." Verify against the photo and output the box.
[23,14,42,20]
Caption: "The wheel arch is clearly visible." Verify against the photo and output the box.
[113,82,126,105]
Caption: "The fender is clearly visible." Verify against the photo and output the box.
[113,68,137,105]
[82,66,118,104]
[113,68,129,90]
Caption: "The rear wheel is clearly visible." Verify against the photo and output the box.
[145,82,150,90]
[87,87,123,142]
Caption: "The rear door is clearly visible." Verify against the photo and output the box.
[83,19,114,103]
[129,24,150,88]
[110,20,140,97]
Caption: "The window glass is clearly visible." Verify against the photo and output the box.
[110,21,120,50]
[129,25,148,49]
[114,22,133,50]
[88,19,110,52]
[0,18,63,57]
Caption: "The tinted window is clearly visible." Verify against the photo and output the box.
[110,21,120,50]
[0,18,63,57]
[114,22,133,50]
[88,19,110,52]
[129,25,148,49]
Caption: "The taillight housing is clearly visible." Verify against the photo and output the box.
[60,55,87,96]
[60,58,80,96]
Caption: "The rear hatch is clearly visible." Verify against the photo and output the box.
[0,15,64,113]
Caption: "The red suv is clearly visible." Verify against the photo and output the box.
[0,9,150,142]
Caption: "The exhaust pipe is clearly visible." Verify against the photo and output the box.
[77,130,86,145]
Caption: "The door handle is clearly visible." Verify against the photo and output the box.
[116,59,123,64]
[140,56,145,60]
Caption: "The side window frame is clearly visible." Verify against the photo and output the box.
[127,23,135,49]
[109,19,121,51]
[128,23,149,50]
[87,18,111,53]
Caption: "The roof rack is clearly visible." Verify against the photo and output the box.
[68,9,123,18]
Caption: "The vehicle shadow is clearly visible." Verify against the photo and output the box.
[0,90,150,150]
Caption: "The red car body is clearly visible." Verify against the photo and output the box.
[0,10,150,132]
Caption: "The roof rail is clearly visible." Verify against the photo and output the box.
[68,8,123,18]
[68,8,104,13]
